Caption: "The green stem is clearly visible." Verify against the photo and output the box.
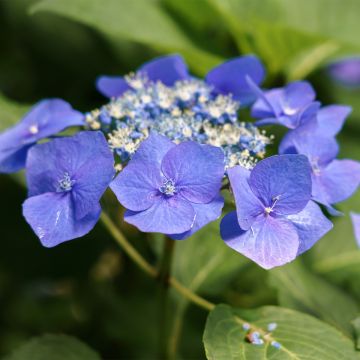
[157,237,175,359]
[168,301,187,360]
[100,212,157,277]
[100,211,215,313]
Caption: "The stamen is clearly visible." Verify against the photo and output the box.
[57,172,75,192]
[159,179,176,196]
[29,125,39,135]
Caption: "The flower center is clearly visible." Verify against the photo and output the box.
[29,125,39,135]
[264,195,281,215]
[57,172,75,192]
[159,179,176,196]
[311,157,321,175]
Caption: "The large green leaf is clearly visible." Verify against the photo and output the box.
[30,0,223,75]
[208,0,360,79]
[5,334,100,360]
[269,260,358,336]
[203,304,360,360]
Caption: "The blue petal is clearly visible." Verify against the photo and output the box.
[280,133,339,167]
[110,162,163,211]
[124,195,195,234]
[139,54,190,86]
[96,76,130,98]
[328,57,360,87]
[227,165,263,230]
[26,132,114,219]
[206,55,265,105]
[251,88,283,120]
[351,212,360,247]
[0,145,31,173]
[220,212,299,269]
[287,201,333,255]
[281,81,315,115]
[317,105,352,136]
[312,159,360,205]
[70,132,115,219]
[161,141,224,204]
[131,133,175,168]
[23,192,101,247]
[0,99,84,173]
[249,155,312,215]
[22,99,84,139]
[169,195,224,240]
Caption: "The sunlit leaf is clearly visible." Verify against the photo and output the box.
[203,304,360,360]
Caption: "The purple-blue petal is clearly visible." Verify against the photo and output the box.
[281,81,315,115]
[169,195,224,240]
[96,76,131,98]
[161,142,224,204]
[287,201,333,255]
[206,55,265,105]
[249,155,312,215]
[328,57,360,87]
[131,133,175,169]
[110,161,163,211]
[26,132,114,214]
[317,105,352,136]
[0,145,31,173]
[21,99,84,139]
[220,212,299,269]
[227,165,263,230]
[23,192,101,247]
[66,132,115,219]
[350,212,360,247]
[124,195,195,234]
[312,159,360,205]
[0,99,84,173]
[139,54,190,86]
[251,88,283,119]
[280,133,339,167]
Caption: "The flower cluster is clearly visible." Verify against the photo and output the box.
[1,54,359,270]
[86,55,270,169]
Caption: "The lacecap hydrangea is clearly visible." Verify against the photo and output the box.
[1,54,359,270]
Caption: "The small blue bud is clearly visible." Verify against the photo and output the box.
[271,341,281,349]
[267,322,277,332]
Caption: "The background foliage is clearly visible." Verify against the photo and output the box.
[0,0,360,359]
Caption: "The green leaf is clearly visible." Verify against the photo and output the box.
[30,0,223,75]
[208,0,360,79]
[172,219,248,296]
[352,317,360,350]
[0,93,29,132]
[5,334,101,360]
[269,260,358,336]
[203,304,360,360]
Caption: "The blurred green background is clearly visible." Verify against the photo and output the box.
[0,0,360,359]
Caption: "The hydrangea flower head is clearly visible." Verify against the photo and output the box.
[110,133,224,239]
[250,80,316,129]
[88,54,270,169]
[22,131,115,247]
[280,133,360,212]
[0,99,84,173]
[220,155,332,269]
